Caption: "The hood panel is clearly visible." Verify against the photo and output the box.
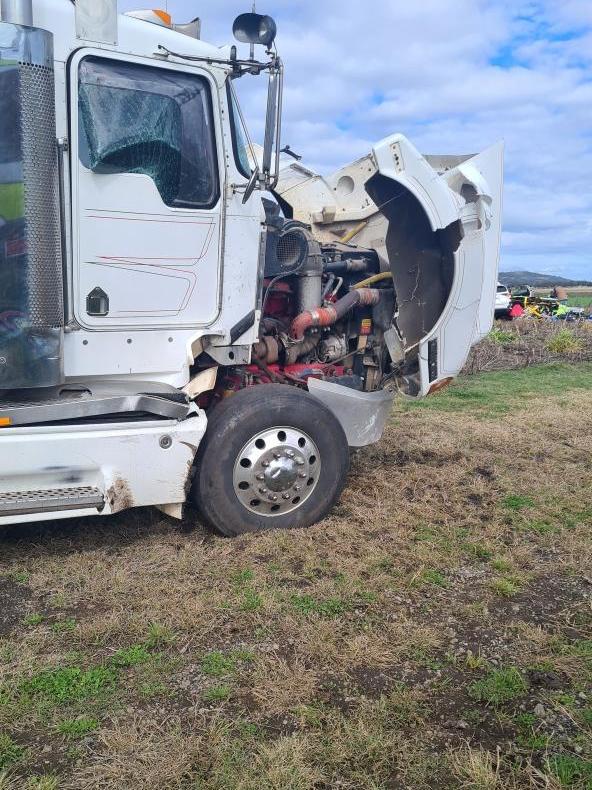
[276,134,504,397]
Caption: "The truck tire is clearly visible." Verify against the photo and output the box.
[191,384,349,536]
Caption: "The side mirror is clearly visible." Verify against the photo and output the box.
[231,11,282,201]
[237,58,283,202]
[232,13,277,49]
[262,67,279,177]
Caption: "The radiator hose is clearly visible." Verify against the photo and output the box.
[290,288,381,340]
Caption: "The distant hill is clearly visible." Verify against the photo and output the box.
[499,271,592,288]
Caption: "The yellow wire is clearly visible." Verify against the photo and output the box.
[340,221,368,244]
[352,271,393,289]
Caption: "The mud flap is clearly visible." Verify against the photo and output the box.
[307,378,394,447]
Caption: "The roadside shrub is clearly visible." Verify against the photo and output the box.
[464,320,592,373]
[57,717,99,739]
[489,328,516,344]
[111,645,151,668]
[546,754,592,786]
[545,329,583,354]
[502,494,534,511]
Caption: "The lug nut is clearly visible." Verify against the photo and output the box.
[299,472,307,479]
[286,450,295,458]
[256,473,265,481]
[295,458,305,466]
[268,494,278,502]
[273,451,282,459]
[262,460,270,468]
[282,493,291,500]
[293,485,301,492]
[259,487,268,495]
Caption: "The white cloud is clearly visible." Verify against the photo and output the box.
[119,0,592,279]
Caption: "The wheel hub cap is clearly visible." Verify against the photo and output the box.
[265,456,298,492]
[233,426,321,517]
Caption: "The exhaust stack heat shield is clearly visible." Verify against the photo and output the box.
[0,23,63,389]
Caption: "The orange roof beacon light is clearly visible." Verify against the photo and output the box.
[124,10,173,27]
[153,9,172,27]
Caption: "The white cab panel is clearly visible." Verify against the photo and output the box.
[0,415,206,525]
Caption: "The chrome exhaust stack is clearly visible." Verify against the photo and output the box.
[0,10,64,389]
[0,0,33,26]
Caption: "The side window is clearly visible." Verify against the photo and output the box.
[78,57,219,209]
[227,80,251,178]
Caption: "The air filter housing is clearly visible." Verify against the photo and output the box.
[0,23,64,390]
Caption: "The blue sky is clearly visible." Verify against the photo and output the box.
[120,0,592,279]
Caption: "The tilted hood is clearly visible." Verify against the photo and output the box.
[275,134,504,397]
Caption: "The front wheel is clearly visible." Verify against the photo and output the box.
[191,384,349,536]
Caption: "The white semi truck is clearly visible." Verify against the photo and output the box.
[0,0,503,536]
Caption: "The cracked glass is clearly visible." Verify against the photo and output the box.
[78,57,219,209]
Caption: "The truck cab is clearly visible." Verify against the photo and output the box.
[0,0,503,535]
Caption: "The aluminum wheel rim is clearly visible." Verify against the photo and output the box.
[233,426,321,517]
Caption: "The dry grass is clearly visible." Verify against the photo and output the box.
[0,360,591,788]
[75,717,204,789]
[465,319,592,373]
[450,745,502,789]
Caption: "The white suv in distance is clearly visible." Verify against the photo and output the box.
[494,282,511,318]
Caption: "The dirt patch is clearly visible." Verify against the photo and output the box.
[347,665,397,698]
[489,573,592,628]
[0,575,31,635]
[106,477,134,512]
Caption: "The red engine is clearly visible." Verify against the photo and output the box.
[196,210,396,408]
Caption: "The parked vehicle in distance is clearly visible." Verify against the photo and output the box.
[495,282,511,317]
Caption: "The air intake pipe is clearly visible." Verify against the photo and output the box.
[0,9,64,389]
[291,288,382,340]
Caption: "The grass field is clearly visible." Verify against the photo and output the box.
[567,295,592,309]
[0,362,591,789]
[532,289,592,309]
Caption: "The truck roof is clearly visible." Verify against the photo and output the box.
[34,1,231,65]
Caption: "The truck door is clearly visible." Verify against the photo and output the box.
[69,51,222,330]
